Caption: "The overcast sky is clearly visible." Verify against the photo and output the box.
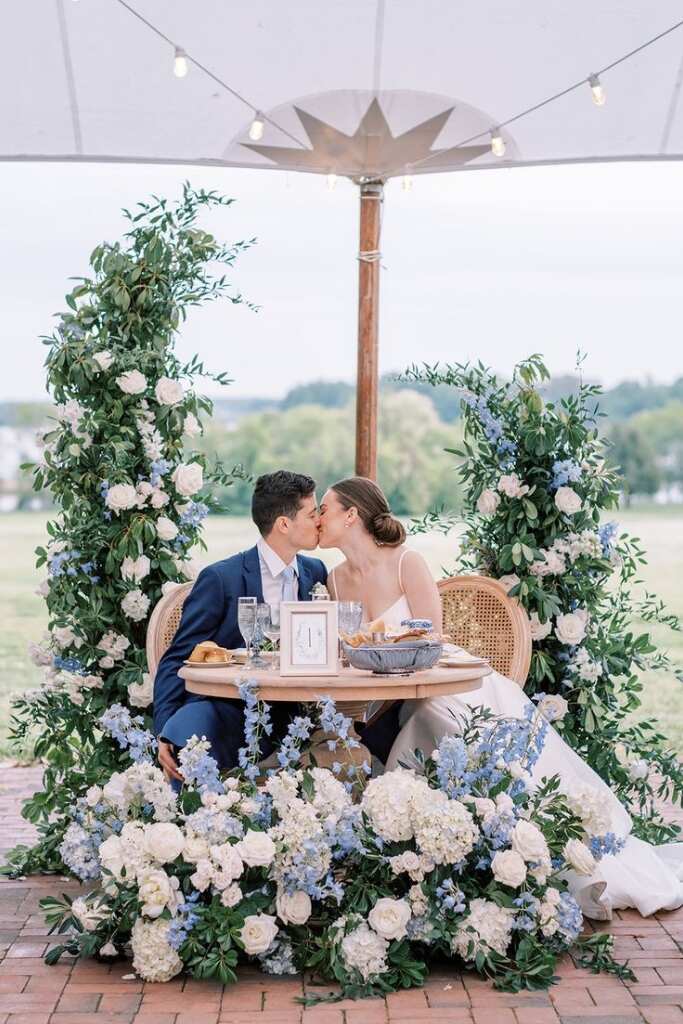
[2,159,683,402]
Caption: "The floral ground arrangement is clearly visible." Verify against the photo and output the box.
[43,690,630,1000]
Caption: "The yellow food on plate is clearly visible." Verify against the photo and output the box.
[188,641,233,664]
[366,617,386,634]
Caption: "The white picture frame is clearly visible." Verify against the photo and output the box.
[279,601,339,676]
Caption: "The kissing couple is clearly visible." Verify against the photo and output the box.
[153,470,683,921]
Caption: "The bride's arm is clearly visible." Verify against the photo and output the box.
[400,550,443,630]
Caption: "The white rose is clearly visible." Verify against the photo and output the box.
[128,673,154,708]
[183,832,210,864]
[239,913,278,956]
[99,941,118,957]
[529,612,552,641]
[121,589,151,623]
[555,486,582,516]
[235,830,276,868]
[537,694,569,724]
[99,655,115,669]
[172,462,204,497]
[563,839,597,876]
[368,897,412,941]
[498,574,520,594]
[476,488,501,516]
[121,555,151,582]
[150,489,169,509]
[156,516,179,542]
[276,889,312,926]
[183,412,202,437]
[210,843,244,883]
[71,896,108,932]
[555,609,589,646]
[138,869,179,918]
[116,370,147,395]
[144,823,185,864]
[52,625,77,649]
[498,473,529,499]
[105,483,138,513]
[510,820,550,863]
[155,377,184,407]
[93,350,114,372]
[491,849,527,888]
[221,883,243,908]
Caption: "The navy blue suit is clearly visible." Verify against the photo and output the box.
[154,545,327,770]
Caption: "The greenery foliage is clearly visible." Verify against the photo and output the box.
[5,185,247,874]
[405,355,683,843]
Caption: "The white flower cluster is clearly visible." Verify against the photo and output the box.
[361,770,478,865]
[566,785,612,837]
[569,645,601,683]
[528,608,589,647]
[452,898,515,959]
[135,399,164,461]
[97,630,130,669]
[121,589,151,623]
[131,918,183,982]
[128,672,154,708]
[338,917,390,982]
[59,670,104,707]
[530,530,603,579]
[101,763,178,823]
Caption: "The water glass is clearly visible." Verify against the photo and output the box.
[261,603,281,671]
[237,596,257,665]
[338,600,363,664]
[252,603,272,668]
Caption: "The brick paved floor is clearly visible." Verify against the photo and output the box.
[2,766,683,1024]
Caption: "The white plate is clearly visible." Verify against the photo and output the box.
[183,659,234,669]
[439,656,488,668]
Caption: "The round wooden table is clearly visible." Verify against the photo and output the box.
[179,660,491,777]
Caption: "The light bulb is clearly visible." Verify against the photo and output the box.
[173,47,188,79]
[589,74,606,106]
[249,113,264,141]
[326,173,337,190]
[490,130,506,157]
[402,174,413,191]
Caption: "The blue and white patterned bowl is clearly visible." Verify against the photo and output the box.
[342,641,443,675]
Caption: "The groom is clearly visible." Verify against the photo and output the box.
[154,470,327,782]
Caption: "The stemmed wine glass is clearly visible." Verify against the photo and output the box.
[237,596,257,667]
[261,603,281,671]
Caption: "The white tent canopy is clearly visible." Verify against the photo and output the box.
[5,1,683,175]
[6,1,683,477]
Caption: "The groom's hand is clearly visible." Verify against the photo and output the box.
[158,739,184,783]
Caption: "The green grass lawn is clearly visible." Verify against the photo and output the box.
[1,508,681,758]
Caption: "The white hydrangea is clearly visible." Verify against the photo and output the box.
[131,918,183,982]
[102,763,177,822]
[310,767,352,821]
[121,589,151,622]
[411,789,479,866]
[360,768,426,842]
[340,921,389,981]
[452,898,514,960]
[566,785,612,836]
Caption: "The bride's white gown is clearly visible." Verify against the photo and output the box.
[378,593,683,920]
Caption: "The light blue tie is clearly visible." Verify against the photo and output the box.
[281,565,297,602]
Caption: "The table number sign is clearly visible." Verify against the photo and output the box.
[279,601,339,676]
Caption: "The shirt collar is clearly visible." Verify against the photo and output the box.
[257,537,299,579]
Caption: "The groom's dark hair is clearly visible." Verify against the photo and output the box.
[252,470,317,535]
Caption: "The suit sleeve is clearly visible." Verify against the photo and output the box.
[153,566,225,737]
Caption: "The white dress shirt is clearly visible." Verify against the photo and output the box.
[256,537,299,606]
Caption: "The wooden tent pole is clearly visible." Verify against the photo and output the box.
[355,179,384,480]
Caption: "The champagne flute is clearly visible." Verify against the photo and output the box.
[262,603,281,671]
[238,596,257,666]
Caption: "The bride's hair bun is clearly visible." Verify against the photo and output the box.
[331,476,406,547]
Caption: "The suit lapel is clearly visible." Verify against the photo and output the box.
[297,556,312,601]
[242,545,264,602]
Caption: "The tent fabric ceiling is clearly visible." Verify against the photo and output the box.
[4,0,683,179]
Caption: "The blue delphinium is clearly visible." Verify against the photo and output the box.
[435,878,466,913]
[179,500,209,528]
[551,459,582,490]
[276,715,315,770]
[178,736,224,794]
[167,892,200,950]
[237,681,273,781]
[150,458,173,486]
[99,704,157,763]
[589,832,626,859]
[434,735,472,798]
[259,936,297,975]
[556,891,583,943]
[598,520,619,557]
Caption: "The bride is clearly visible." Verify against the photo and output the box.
[318,475,683,920]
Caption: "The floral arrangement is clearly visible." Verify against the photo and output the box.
[405,354,683,843]
[43,690,630,997]
[6,186,250,875]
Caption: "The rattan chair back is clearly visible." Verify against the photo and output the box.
[437,574,532,686]
[146,582,194,677]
